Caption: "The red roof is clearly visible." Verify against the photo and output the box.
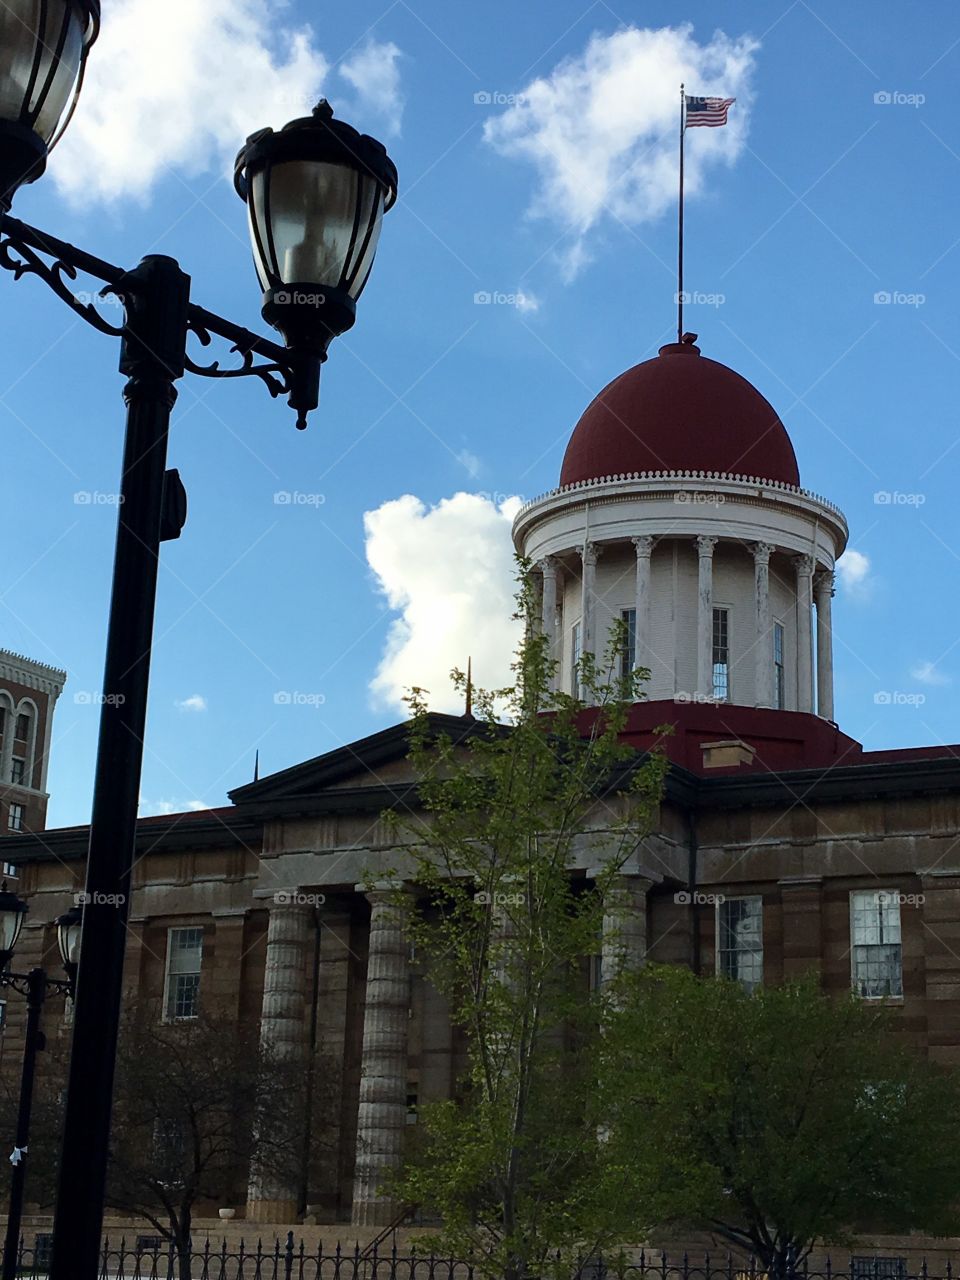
[560,342,800,488]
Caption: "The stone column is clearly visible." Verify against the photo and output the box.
[540,556,559,687]
[352,885,411,1227]
[815,570,835,721]
[580,542,599,659]
[753,543,775,708]
[795,555,815,713]
[632,536,654,678]
[696,536,718,700]
[247,896,313,1222]
[599,873,653,986]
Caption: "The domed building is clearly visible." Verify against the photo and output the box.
[514,338,856,772]
[6,336,960,1259]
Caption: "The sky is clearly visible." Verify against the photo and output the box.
[3,0,960,826]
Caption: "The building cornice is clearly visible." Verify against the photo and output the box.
[0,650,67,700]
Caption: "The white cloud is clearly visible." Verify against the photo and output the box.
[836,549,871,596]
[49,1,403,204]
[339,41,404,135]
[515,288,540,314]
[364,492,523,713]
[456,448,482,478]
[911,660,950,687]
[483,24,759,278]
[175,694,208,713]
[140,797,210,816]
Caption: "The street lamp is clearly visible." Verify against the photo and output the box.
[0,10,397,1278]
[0,0,100,210]
[0,888,79,1280]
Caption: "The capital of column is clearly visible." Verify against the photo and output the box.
[632,535,655,558]
[814,569,835,601]
[794,553,814,579]
[696,534,718,558]
[752,541,775,566]
[581,541,601,567]
[356,879,410,907]
[539,554,559,580]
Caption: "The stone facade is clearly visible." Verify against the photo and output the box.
[6,716,960,1233]
[0,649,65,838]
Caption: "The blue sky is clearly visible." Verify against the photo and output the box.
[4,0,960,826]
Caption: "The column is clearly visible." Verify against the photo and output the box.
[632,536,654,679]
[753,543,775,708]
[247,896,313,1222]
[580,542,599,659]
[599,873,653,987]
[540,556,559,687]
[815,570,835,721]
[696,536,718,699]
[352,885,411,1227]
[795,555,814,713]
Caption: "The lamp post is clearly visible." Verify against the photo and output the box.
[0,890,81,1280]
[0,6,398,1278]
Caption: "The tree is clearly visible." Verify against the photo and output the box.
[104,1004,310,1280]
[387,568,668,1280]
[601,965,960,1274]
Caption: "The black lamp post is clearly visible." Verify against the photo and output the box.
[0,7,397,1278]
[0,889,80,1280]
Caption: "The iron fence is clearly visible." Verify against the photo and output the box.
[3,1237,956,1280]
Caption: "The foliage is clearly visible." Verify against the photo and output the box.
[386,564,668,1280]
[601,966,960,1273]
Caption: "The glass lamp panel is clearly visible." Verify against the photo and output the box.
[346,181,385,300]
[248,169,274,291]
[31,1,84,143]
[269,159,359,287]
[0,0,85,142]
[0,899,24,957]
[58,918,81,967]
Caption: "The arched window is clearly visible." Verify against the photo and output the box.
[12,698,39,788]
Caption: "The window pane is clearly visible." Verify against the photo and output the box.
[620,608,636,680]
[571,622,581,699]
[712,608,729,701]
[165,928,203,1019]
[717,897,763,992]
[851,892,903,998]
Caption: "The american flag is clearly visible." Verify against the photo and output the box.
[685,95,736,128]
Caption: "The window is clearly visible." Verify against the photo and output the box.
[717,897,763,992]
[774,622,785,710]
[7,804,23,832]
[31,1235,53,1272]
[851,891,902,998]
[406,1089,419,1125]
[10,758,24,786]
[851,1260,906,1280]
[712,607,730,701]
[571,622,582,699]
[14,713,29,741]
[163,927,203,1020]
[619,608,637,682]
[0,707,5,735]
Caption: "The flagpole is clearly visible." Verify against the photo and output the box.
[678,82,685,342]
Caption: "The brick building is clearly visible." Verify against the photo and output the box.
[0,649,65,838]
[5,339,959,1245]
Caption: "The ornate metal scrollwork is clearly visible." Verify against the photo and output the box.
[0,229,125,338]
[183,314,291,400]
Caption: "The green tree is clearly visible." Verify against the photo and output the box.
[386,567,668,1280]
[602,965,960,1274]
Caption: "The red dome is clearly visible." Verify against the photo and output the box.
[560,342,800,488]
